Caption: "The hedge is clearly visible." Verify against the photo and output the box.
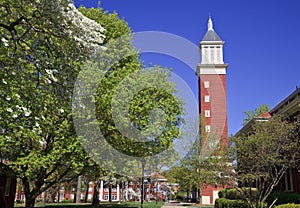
[275,204,300,208]
[215,198,250,208]
[218,188,258,200]
[267,192,300,205]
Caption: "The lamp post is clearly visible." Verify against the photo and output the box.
[155,172,158,205]
[141,159,146,208]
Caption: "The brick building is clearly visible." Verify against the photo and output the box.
[32,174,174,203]
[196,17,229,205]
[0,165,16,208]
[236,87,300,193]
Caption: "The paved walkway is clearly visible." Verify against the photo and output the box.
[162,201,214,208]
[162,202,195,207]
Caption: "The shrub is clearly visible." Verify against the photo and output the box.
[276,204,300,208]
[218,188,258,200]
[268,192,300,205]
[215,198,250,208]
[15,199,24,204]
[59,199,72,203]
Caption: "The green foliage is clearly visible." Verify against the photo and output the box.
[219,188,258,200]
[231,115,300,208]
[0,1,100,207]
[275,204,300,208]
[78,7,131,42]
[215,198,251,208]
[165,135,232,203]
[267,192,300,206]
[243,104,269,125]
[76,5,184,176]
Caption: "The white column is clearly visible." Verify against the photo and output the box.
[117,184,120,201]
[99,181,104,201]
[125,181,128,201]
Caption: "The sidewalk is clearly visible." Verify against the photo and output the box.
[162,202,186,207]
[162,201,195,207]
[162,201,214,208]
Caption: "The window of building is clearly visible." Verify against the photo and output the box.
[205,110,210,117]
[205,95,210,103]
[112,194,118,200]
[284,168,293,191]
[104,195,109,200]
[205,125,211,133]
[5,177,11,196]
[204,81,209,88]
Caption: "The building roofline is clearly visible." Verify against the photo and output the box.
[270,86,300,114]
[235,86,300,136]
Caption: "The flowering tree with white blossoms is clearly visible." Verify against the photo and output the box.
[0,0,105,207]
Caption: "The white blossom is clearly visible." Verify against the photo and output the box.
[1,37,8,47]
[45,78,52,84]
[21,107,28,111]
[59,108,64,113]
[12,114,18,118]
[45,69,53,75]
[2,79,7,84]
[39,139,46,146]
[50,74,58,82]
[6,108,13,113]
[24,111,31,117]
[6,97,11,101]
[35,122,40,128]
[62,3,106,49]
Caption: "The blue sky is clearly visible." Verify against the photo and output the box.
[74,0,300,135]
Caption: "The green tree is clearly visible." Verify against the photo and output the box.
[165,117,232,204]
[76,6,184,176]
[243,104,269,125]
[0,1,104,207]
[231,115,300,208]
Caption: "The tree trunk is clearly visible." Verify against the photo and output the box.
[25,197,36,208]
[92,181,100,205]
[76,175,82,203]
[186,190,190,202]
[57,189,60,203]
[73,190,76,203]
[23,178,37,208]
[84,178,89,203]
[198,187,202,204]
[109,183,112,202]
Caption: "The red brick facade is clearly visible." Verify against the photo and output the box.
[199,74,228,146]
[0,174,16,208]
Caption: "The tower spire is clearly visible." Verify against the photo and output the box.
[208,16,213,31]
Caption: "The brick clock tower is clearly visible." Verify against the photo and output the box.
[196,17,229,205]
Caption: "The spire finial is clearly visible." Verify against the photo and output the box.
[208,16,213,31]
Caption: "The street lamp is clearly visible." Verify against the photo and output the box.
[141,158,146,208]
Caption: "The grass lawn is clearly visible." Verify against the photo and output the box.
[15,202,164,208]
